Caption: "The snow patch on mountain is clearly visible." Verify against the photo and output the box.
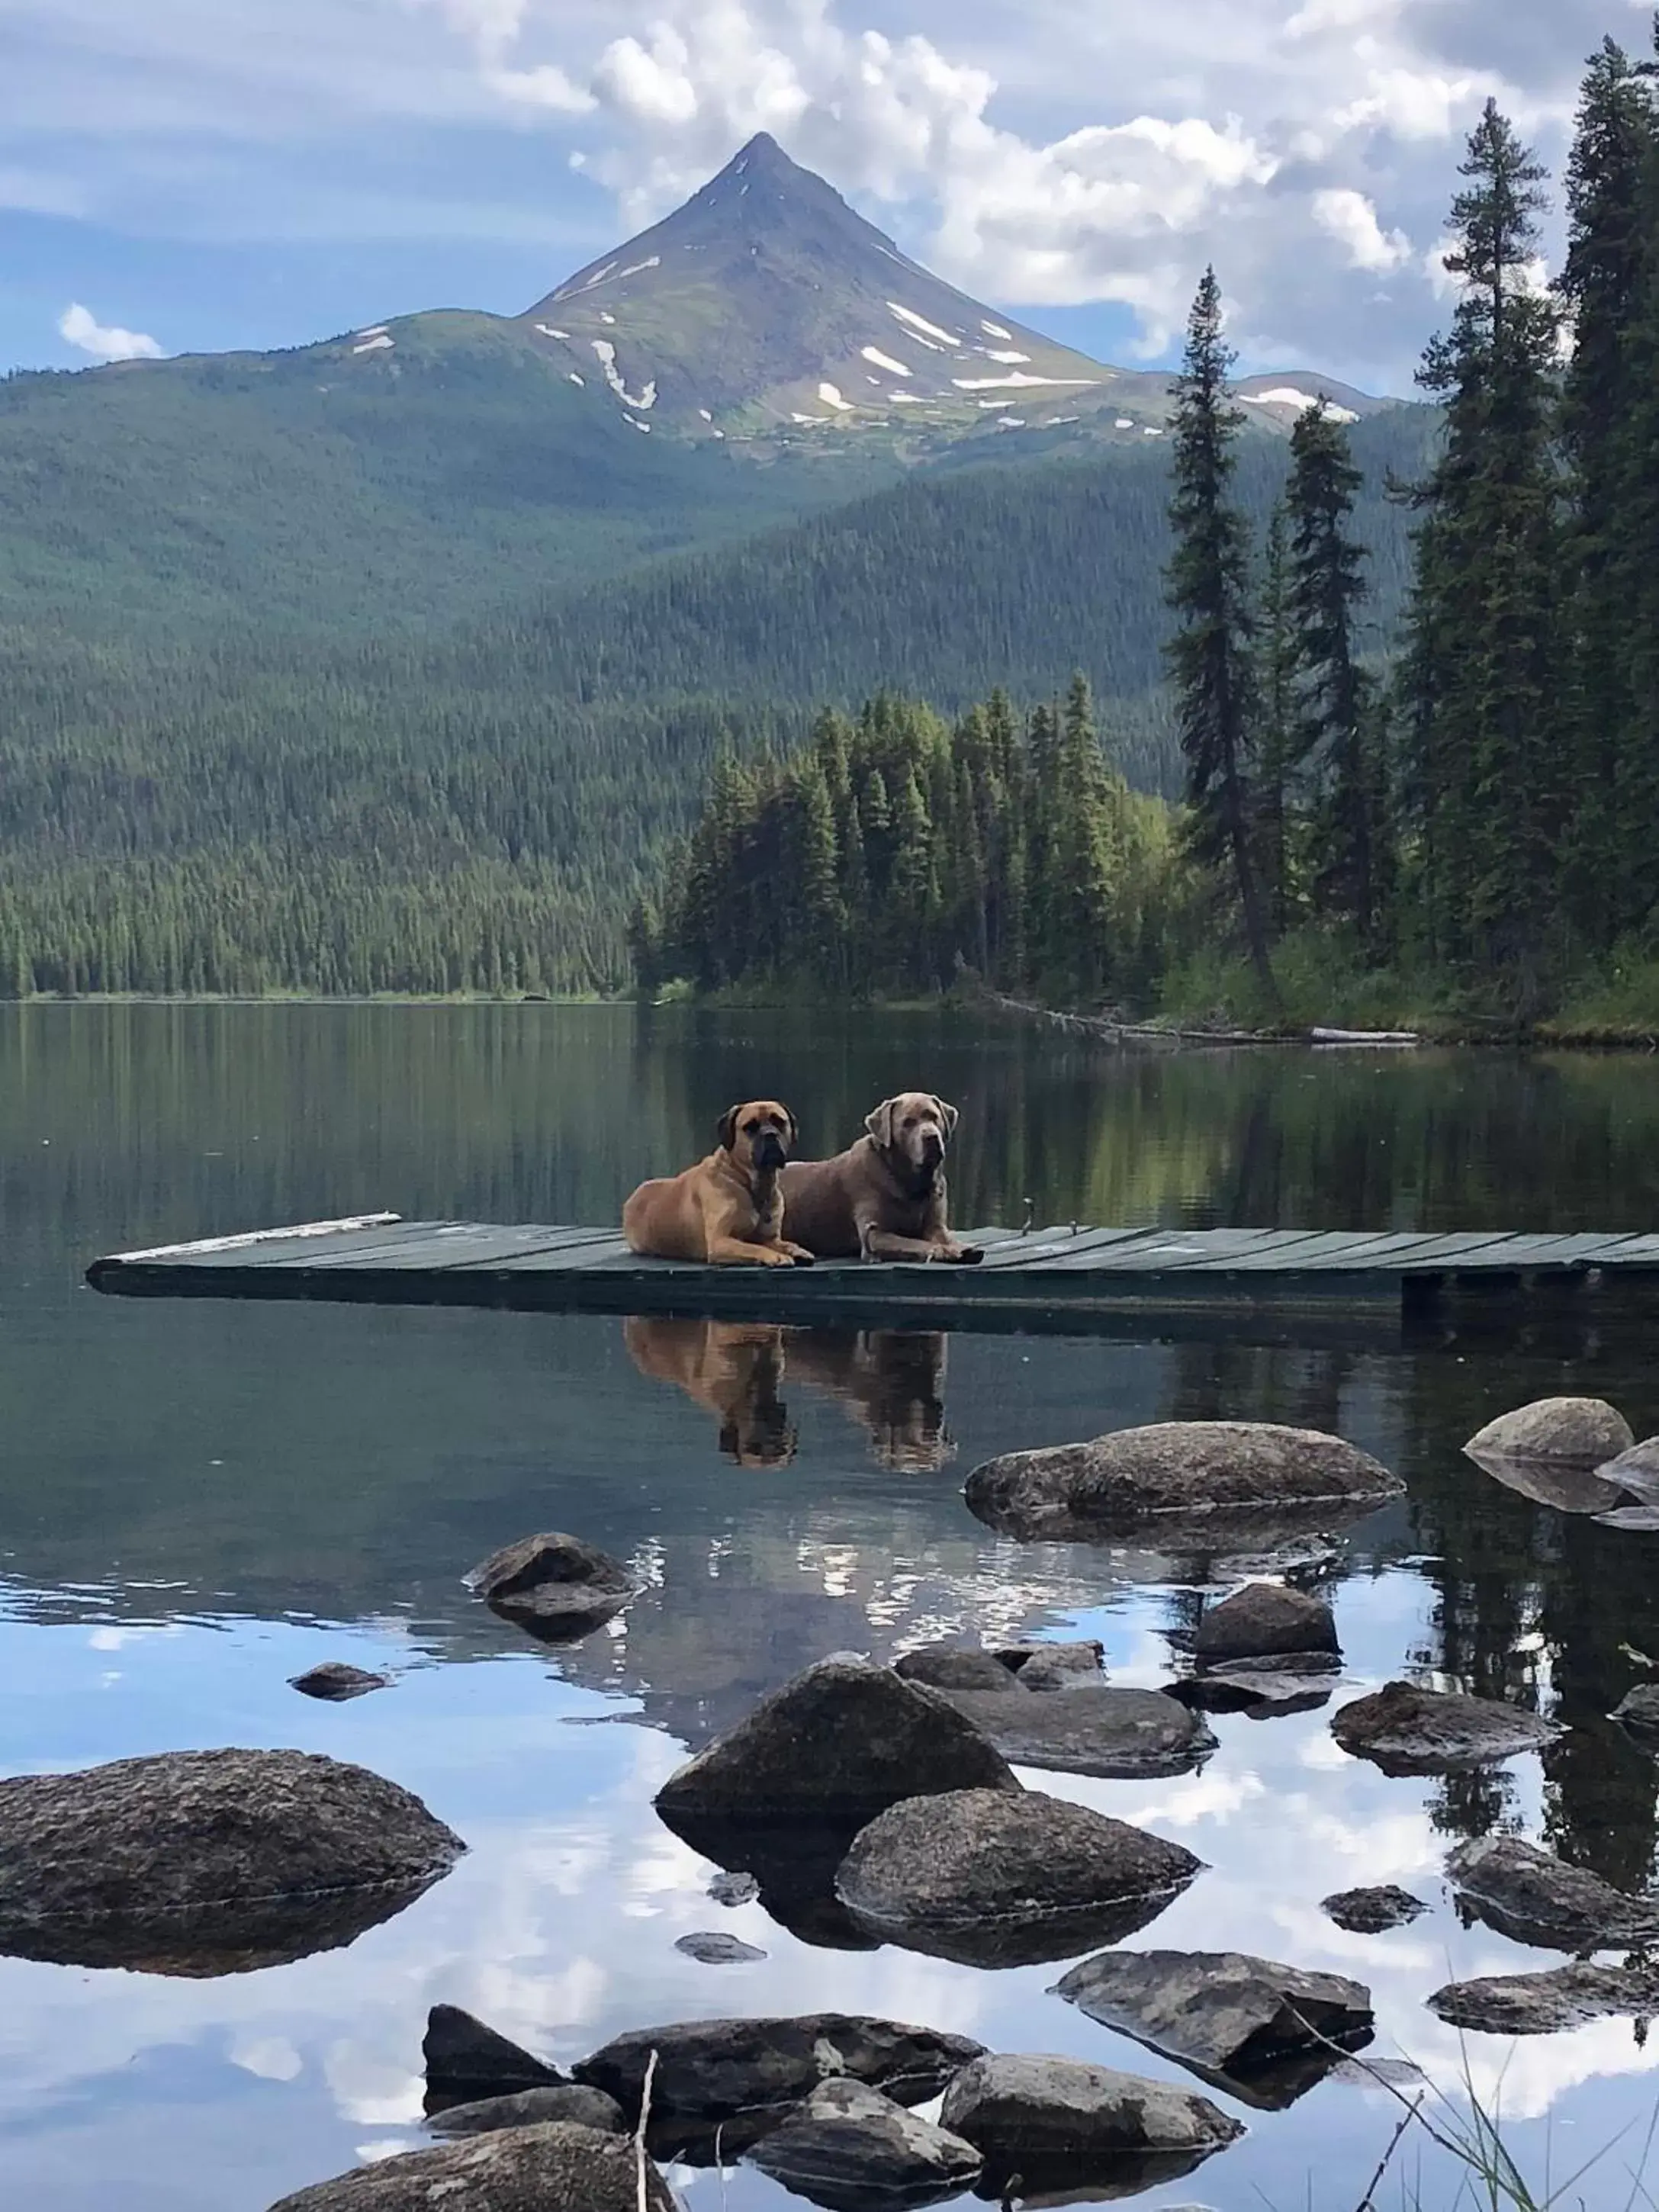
[1246,387,1359,423]
[981,350,1031,365]
[952,371,1099,391]
[889,303,959,346]
[352,335,394,355]
[818,382,853,412]
[861,346,911,377]
[617,258,662,279]
[981,320,1013,339]
[591,339,657,410]
[535,324,570,340]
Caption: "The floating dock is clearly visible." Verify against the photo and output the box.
[84,1216,1659,1339]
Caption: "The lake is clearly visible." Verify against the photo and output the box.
[4,1002,1659,2210]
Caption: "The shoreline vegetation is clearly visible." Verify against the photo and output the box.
[630,34,1659,1055]
[6,976,1659,1050]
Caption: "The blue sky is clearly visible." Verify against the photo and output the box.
[3,0,1648,390]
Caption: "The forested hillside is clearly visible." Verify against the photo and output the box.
[0,403,1429,997]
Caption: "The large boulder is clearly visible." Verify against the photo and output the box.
[910,1686,1214,1782]
[1194,1582,1339,1664]
[0,1749,462,1974]
[1429,1960,1659,2035]
[653,1657,1016,1824]
[429,2085,626,2138]
[1447,1835,1659,1950]
[746,2079,982,2211]
[423,2005,566,2109]
[1320,1886,1428,1935]
[964,1422,1400,1542]
[834,1787,1202,1968]
[266,2124,675,2211]
[466,1532,637,1643]
[938,2054,1242,2201]
[1464,1397,1633,1468]
[573,2014,984,2139]
[1002,1641,1108,1690]
[1330,1682,1559,1774]
[1053,1949,1372,2109]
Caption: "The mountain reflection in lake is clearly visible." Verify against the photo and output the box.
[4,1004,1659,2210]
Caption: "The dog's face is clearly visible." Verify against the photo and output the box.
[717,1098,798,1175]
[865,1092,960,1174]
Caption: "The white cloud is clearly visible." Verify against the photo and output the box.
[57,302,163,362]
[1313,187,1413,272]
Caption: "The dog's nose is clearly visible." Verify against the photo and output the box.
[754,1131,786,1167]
[921,1130,944,1159]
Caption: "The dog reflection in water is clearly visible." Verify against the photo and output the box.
[623,1317,951,1471]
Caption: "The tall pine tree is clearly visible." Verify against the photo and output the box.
[1557,35,1659,950]
[1165,268,1276,999]
[1402,101,1563,1001]
[1284,400,1383,944]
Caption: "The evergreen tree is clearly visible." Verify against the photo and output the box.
[1253,503,1301,937]
[1165,268,1276,998]
[1284,400,1383,944]
[1556,36,1659,948]
[1402,101,1564,999]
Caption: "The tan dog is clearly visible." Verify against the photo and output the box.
[780,1092,983,1264]
[622,1101,815,1267]
[623,1317,797,1464]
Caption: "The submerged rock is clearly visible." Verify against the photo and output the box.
[653,1657,1016,1824]
[1194,1583,1339,1664]
[267,2122,675,2211]
[1005,1641,1108,1690]
[964,1422,1400,1542]
[941,2052,1243,2157]
[1330,1681,1559,1774]
[1612,1685,1659,1743]
[1053,1949,1372,2109]
[1464,1397,1633,1468]
[920,1686,1214,1781]
[423,2005,566,2108]
[835,1787,1202,1968]
[288,1663,391,1702]
[1320,1885,1429,1935]
[675,1930,767,1964]
[1596,1436,1659,1503]
[1447,1834,1659,1951]
[895,1646,1022,1694]
[465,1531,637,1642]
[429,2085,626,2138]
[1429,1960,1659,2035]
[707,1868,760,1907]
[0,1749,462,1974]
[574,2014,984,2133]
[746,2079,982,2212]
[1167,1653,1339,1718]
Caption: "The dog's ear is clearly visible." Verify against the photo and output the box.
[932,1095,960,1137]
[865,1098,897,1152]
[781,1104,799,1149]
[716,1105,740,1152]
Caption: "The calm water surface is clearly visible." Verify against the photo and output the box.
[5,1005,1659,2210]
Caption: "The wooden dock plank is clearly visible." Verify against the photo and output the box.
[85,1213,1659,1332]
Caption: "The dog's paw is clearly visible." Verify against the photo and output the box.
[950,1244,985,1265]
[789,1249,817,1268]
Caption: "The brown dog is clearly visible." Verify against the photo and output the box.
[622,1101,816,1266]
[780,1092,983,1263]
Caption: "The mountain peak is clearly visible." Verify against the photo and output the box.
[519,138,1153,442]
